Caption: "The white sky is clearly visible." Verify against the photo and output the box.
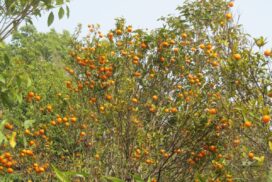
[32,0,272,47]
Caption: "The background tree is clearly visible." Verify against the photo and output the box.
[0,0,70,41]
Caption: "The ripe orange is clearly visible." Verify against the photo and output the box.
[50,120,56,126]
[95,154,100,160]
[80,132,86,137]
[226,13,232,20]
[4,152,11,158]
[209,145,216,152]
[70,117,77,123]
[262,115,270,124]
[100,106,105,112]
[244,121,252,127]
[199,44,205,49]
[5,161,12,168]
[39,167,45,173]
[108,32,114,40]
[171,107,178,113]
[248,152,254,159]
[116,29,122,35]
[57,117,63,124]
[181,33,187,39]
[141,42,147,49]
[35,95,41,101]
[47,105,52,112]
[264,49,271,57]
[131,98,138,103]
[28,92,35,98]
[29,140,35,146]
[39,129,45,135]
[228,2,234,8]
[208,108,217,115]
[127,26,132,32]
[152,95,158,101]
[134,72,141,77]
[7,168,13,173]
[173,48,179,53]
[105,94,112,101]
[233,53,241,60]
[4,123,13,130]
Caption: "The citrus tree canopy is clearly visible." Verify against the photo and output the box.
[0,0,272,181]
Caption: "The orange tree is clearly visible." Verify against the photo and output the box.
[63,0,272,181]
[1,0,272,181]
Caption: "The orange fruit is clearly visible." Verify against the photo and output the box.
[262,115,270,124]
[39,167,45,173]
[80,132,86,137]
[39,129,45,135]
[208,108,217,115]
[29,140,35,146]
[199,44,205,49]
[131,98,138,103]
[248,152,254,159]
[181,33,187,39]
[141,42,147,49]
[127,26,132,32]
[134,72,141,77]
[264,49,271,57]
[7,168,13,173]
[152,95,158,101]
[70,117,77,123]
[233,53,241,60]
[171,107,178,113]
[228,1,234,7]
[116,29,122,35]
[28,92,35,98]
[35,95,41,101]
[50,120,56,126]
[105,95,112,101]
[244,121,252,127]
[209,145,217,152]
[226,13,232,20]
[107,32,114,40]
[4,123,13,130]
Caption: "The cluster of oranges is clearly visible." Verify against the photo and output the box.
[0,152,15,174]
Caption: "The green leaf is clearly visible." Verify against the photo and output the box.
[63,171,88,179]
[48,12,55,26]
[51,165,70,182]
[133,175,144,182]
[103,176,125,182]
[269,141,272,152]
[24,120,35,129]
[16,93,23,104]
[0,75,5,84]
[254,156,265,166]
[58,7,65,19]
[51,165,88,182]
[9,131,16,148]
[0,131,7,145]
[26,76,32,88]
[4,54,10,66]
[56,0,64,5]
[66,6,70,18]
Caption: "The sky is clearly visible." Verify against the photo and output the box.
[32,0,272,47]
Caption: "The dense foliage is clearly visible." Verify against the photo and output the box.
[1,0,272,181]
